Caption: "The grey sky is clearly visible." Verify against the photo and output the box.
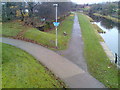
[1,0,119,4]
[71,0,119,4]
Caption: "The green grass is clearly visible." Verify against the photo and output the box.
[77,13,119,88]
[2,43,66,88]
[92,24,105,33]
[0,42,1,89]
[91,24,104,42]
[23,28,67,50]
[1,14,74,50]
[86,15,94,22]
[48,15,74,36]
[23,15,74,50]
[1,21,26,37]
[0,22,2,36]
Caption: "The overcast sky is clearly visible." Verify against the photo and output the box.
[71,0,119,4]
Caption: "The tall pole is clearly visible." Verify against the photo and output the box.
[55,5,58,47]
[53,4,58,47]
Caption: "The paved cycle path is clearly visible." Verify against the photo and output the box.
[56,14,87,72]
[1,37,104,88]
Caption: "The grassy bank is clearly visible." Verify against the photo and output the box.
[91,24,104,42]
[86,15,94,22]
[77,13,118,88]
[2,43,66,88]
[93,13,120,23]
[2,14,74,50]
[92,24,106,33]
[1,21,28,37]
[0,42,1,89]
[23,28,66,49]
[0,22,2,36]
[23,15,74,50]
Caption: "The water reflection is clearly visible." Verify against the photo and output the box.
[89,14,120,65]
[100,19,114,29]
[90,15,120,30]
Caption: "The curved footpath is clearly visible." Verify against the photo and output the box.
[1,37,105,88]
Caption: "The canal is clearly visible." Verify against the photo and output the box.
[89,15,120,66]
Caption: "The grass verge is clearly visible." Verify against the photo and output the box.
[77,13,119,88]
[2,43,66,88]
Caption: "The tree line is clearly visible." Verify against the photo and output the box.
[88,1,119,19]
[2,2,75,26]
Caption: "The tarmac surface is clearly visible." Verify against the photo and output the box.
[56,14,88,72]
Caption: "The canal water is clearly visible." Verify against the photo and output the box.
[89,15,120,65]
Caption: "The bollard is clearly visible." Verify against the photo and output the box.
[115,53,117,64]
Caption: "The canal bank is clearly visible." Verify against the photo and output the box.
[77,13,118,88]
[89,14,120,66]
[100,42,120,68]
[93,13,120,23]
[100,42,115,63]
[90,21,117,66]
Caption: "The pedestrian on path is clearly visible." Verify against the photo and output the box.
[115,53,117,64]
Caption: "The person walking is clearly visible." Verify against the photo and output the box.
[115,53,117,64]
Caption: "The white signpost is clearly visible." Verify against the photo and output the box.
[53,4,59,47]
